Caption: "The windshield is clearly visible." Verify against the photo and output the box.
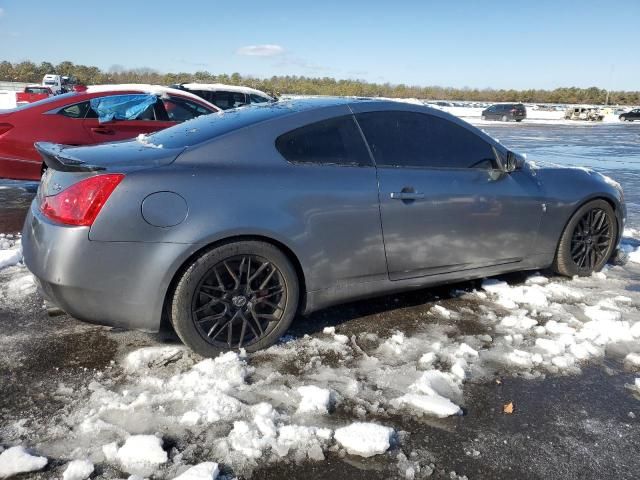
[147,102,296,149]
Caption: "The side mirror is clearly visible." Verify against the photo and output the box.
[504,151,523,172]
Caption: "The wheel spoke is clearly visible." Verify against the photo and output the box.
[258,266,277,290]
[248,261,270,284]
[224,260,241,290]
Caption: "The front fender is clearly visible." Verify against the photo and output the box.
[533,165,625,256]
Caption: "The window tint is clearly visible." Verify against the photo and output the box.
[356,111,496,169]
[276,115,372,167]
[250,94,269,104]
[58,101,90,119]
[162,97,212,122]
[211,91,248,110]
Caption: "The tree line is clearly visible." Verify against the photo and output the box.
[1,60,638,105]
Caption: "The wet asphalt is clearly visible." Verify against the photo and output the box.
[1,122,640,479]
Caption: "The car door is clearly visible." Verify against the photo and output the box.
[82,94,174,143]
[352,106,544,280]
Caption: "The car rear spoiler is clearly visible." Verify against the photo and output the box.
[35,142,106,172]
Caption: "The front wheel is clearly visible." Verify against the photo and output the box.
[170,241,299,357]
[620,116,627,122]
[501,115,509,122]
[553,200,617,277]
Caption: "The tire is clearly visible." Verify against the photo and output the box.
[481,115,487,121]
[170,240,299,357]
[516,119,523,122]
[553,199,617,277]
[501,115,508,122]
[620,116,626,122]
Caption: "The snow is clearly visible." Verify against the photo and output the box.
[136,133,163,149]
[624,353,640,368]
[62,459,94,480]
[0,235,22,270]
[116,435,167,475]
[297,385,332,414]
[334,423,394,457]
[173,462,219,480]
[179,83,272,99]
[0,446,47,479]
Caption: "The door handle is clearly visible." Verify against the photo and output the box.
[390,191,425,200]
[91,127,115,135]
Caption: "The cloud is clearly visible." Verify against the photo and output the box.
[273,55,330,73]
[236,44,285,57]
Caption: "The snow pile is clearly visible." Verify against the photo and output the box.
[334,423,394,457]
[173,462,219,480]
[627,378,640,397]
[297,385,333,414]
[391,370,463,418]
[116,435,167,476]
[62,459,94,480]
[625,353,640,368]
[0,446,47,478]
[0,234,22,270]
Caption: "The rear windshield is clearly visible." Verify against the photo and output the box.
[10,92,78,111]
[146,102,295,148]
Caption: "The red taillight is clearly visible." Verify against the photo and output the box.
[40,174,124,226]
[0,123,13,135]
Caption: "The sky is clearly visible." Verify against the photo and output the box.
[0,0,638,91]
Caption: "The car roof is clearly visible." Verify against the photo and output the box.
[178,83,273,98]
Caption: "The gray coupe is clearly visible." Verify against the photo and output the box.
[22,98,626,356]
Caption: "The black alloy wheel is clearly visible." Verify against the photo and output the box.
[170,241,299,357]
[553,199,617,276]
[192,255,286,349]
[569,208,613,270]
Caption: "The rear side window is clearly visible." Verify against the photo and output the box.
[356,111,496,169]
[162,97,212,122]
[58,101,90,118]
[250,94,269,104]
[276,115,372,167]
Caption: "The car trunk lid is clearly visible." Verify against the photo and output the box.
[35,140,185,199]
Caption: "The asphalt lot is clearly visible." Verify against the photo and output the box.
[0,121,639,479]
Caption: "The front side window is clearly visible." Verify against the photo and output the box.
[276,115,372,167]
[356,111,496,169]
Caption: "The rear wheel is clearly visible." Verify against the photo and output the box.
[170,241,299,357]
[516,119,523,122]
[553,200,617,277]
[481,115,487,121]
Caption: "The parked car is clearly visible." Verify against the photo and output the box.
[22,98,625,357]
[0,84,219,180]
[564,107,604,121]
[481,103,526,122]
[16,86,54,105]
[171,83,274,110]
[619,108,640,122]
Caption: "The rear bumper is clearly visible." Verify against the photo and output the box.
[22,201,192,332]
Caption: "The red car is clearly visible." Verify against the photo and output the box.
[15,86,54,105]
[0,85,220,180]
